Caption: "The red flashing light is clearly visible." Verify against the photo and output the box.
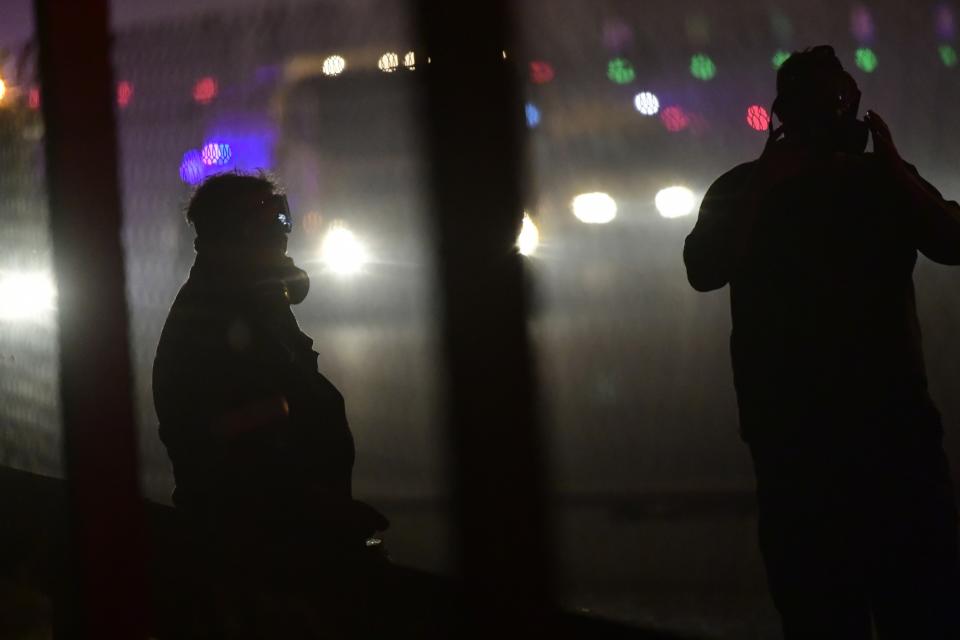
[660,106,690,132]
[746,105,770,131]
[117,81,134,109]
[28,87,40,110]
[193,76,218,105]
[530,61,555,84]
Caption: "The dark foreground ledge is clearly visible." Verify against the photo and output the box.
[0,465,695,638]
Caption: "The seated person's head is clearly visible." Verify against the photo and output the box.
[773,45,868,152]
[185,173,309,303]
[186,172,292,258]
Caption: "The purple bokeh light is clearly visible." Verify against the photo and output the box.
[602,20,633,51]
[850,5,876,43]
[936,4,956,40]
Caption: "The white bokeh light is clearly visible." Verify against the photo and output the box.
[634,91,660,115]
[655,186,697,219]
[517,213,540,256]
[378,52,399,73]
[0,271,57,321]
[571,192,617,224]
[403,51,416,69]
[322,55,346,76]
[320,224,369,276]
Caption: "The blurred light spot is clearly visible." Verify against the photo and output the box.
[501,50,508,59]
[660,106,690,132]
[322,55,346,76]
[855,47,878,73]
[772,50,791,69]
[684,13,711,46]
[203,116,277,173]
[193,76,218,104]
[602,20,633,50]
[530,61,555,84]
[687,111,710,135]
[525,102,541,128]
[607,58,635,84]
[200,142,232,166]
[655,186,696,219]
[179,150,205,185]
[940,44,959,67]
[769,9,793,41]
[321,223,369,275]
[517,213,540,256]
[936,4,957,40]
[572,192,617,224]
[28,87,40,110]
[403,51,416,69]
[690,54,716,80]
[0,272,56,321]
[116,80,134,109]
[746,105,770,131]
[0,79,6,102]
[253,64,281,84]
[378,52,399,73]
[850,5,875,42]
[634,91,660,115]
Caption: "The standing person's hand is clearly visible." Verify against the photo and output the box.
[754,125,812,189]
[865,110,907,174]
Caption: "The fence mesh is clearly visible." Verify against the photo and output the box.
[1,0,960,636]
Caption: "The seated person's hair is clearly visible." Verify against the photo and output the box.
[185,172,281,239]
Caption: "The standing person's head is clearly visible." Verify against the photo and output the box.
[772,45,869,153]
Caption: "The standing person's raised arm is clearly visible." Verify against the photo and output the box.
[866,110,960,265]
[684,128,811,291]
[683,163,761,291]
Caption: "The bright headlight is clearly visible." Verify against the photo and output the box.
[0,271,57,321]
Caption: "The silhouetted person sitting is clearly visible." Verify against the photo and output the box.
[153,173,390,635]
[684,46,960,639]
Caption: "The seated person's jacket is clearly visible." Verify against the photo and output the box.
[154,258,386,545]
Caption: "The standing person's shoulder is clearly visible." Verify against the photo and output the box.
[703,161,760,201]
[710,161,760,190]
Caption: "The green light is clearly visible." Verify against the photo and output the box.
[607,58,636,84]
[940,44,959,68]
[855,47,878,73]
[690,53,716,81]
[772,50,791,69]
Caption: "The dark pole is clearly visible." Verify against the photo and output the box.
[35,0,150,637]
[416,1,554,632]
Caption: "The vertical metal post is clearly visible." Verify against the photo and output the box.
[35,0,150,637]
[416,0,554,632]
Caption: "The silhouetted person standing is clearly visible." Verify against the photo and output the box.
[685,46,960,639]
[153,173,388,635]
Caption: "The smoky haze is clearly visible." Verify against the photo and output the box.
[1,0,958,635]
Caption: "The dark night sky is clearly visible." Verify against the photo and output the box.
[0,0,321,48]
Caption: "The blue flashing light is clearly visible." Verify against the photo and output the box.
[525,102,541,128]
[204,115,278,173]
[179,150,205,185]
